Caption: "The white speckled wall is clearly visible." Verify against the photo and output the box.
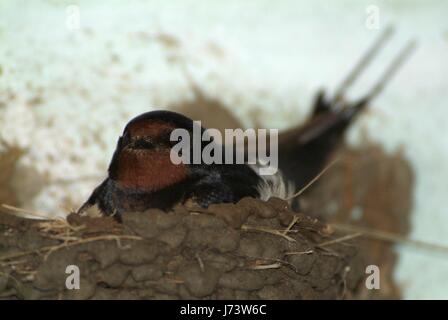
[0,0,447,298]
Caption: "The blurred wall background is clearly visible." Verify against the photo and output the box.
[0,0,447,298]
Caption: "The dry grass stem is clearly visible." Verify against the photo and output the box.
[241,224,296,242]
[286,158,339,200]
[249,262,282,270]
[1,204,51,220]
[284,249,314,256]
[283,215,300,236]
[0,234,143,262]
[317,233,363,248]
[331,223,448,254]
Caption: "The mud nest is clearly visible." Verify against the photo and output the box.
[0,196,367,300]
[0,144,413,300]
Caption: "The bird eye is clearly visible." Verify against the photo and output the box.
[132,138,153,149]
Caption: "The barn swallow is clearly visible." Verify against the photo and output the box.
[78,27,414,218]
[78,110,265,218]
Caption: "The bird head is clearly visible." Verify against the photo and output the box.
[108,110,201,192]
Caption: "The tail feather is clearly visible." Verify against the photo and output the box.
[278,28,415,210]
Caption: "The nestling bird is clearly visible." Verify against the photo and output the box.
[78,27,414,219]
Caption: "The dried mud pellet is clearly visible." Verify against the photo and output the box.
[234,290,251,299]
[266,197,290,211]
[157,224,187,248]
[186,228,240,253]
[165,255,185,272]
[278,210,294,226]
[178,263,221,298]
[87,241,120,269]
[215,288,236,300]
[96,264,130,287]
[207,203,250,229]
[287,252,317,275]
[202,251,237,272]
[119,241,159,265]
[122,274,146,288]
[237,197,277,219]
[219,270,265,291]
[257,284,295,300]
[213,229,240,253]
[263,270,283,286]
[152,210,181,229]
[131,264,163,282]
[122,211,161,238]
[260,239,284,260]
[178,284,197,300]
[13,282,44,300]
[185,222,240,252]
[184,213,227,229]
[237,237,263,257]
[152,280,180,295]
[309,255,341,281]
